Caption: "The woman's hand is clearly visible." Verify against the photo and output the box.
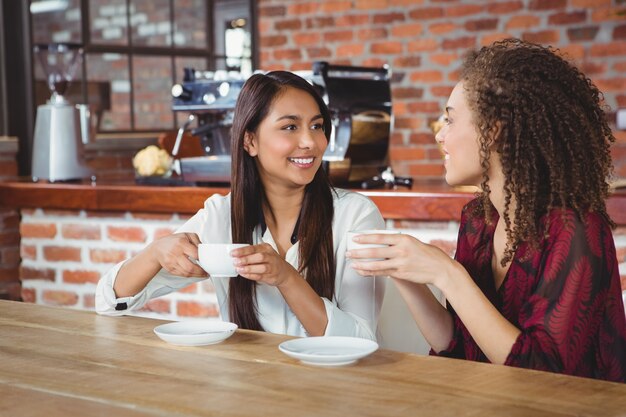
[148,232,207,278]
[346,233,456,287]
[230,243,299,287]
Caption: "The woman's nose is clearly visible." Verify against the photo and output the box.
[298,129,316,148]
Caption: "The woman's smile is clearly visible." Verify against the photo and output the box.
[288,156,316,168]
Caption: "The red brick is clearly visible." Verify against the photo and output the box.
[408,101,444,114]
[337,43,365,57]
[372,12,405,24]
[0,211,19,229]
[393,56,422,68]
[131,212,175,221]
[481,33,513,46]
[594,78,626,92]
[20,223,57,238]
[614,25,626,40]
[409,71,443,83]
[323,30,353,43]
[260,35,287,48]
[590,7,625,23]
[567,26,600,42]
[306,47,332,59]
[506,15,540,30]
[20,266,55,281]
[43,246,82,262]
[335,14,369,27]
[288,2,319,14]
[176,300,219,317]
[446,4,484,17]
[442,36,476,50]
[139,298,171,314]
[321,1,352,13]
[621,275,626,291]
[428,22,457,35]
[358,28,388,41]
[408,163,445,177]
[429,52,459,66]
[83,293,95,308]
[305,17,334,29]
[90,248,127,264]
[487,1,523,14]
[293,32,321,46]
[391,23,423,38]
[370,42,403,54]
[409,133,438,145]
[465,18,498,32]
[579,61,606,75]
[63,270,101,284]
[275,19,302,31]
[362,58,387,67]
[21,287,36,303]
[529,0,566,10]
[431,85,455,98]
[355,0,388,10]
[407,39,438,53]
[178,282,199,294]
[259,5,286,17]
[395,117,423,130]
[62,224,101,240]
[20,245,37,260]
[548,10,586,25]
[0,267,18,282]
[274,49,302,60]
[107,226,146,243]
[389,146,426,161]
[590,42,626,57]
[393,87,424,100]
[556,44,585,60]
[42,290,78,306]
[571,0,610,6]
[408,7,444,20]
[522,30,560,44]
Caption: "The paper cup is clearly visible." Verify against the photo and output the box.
[346,229,400,261]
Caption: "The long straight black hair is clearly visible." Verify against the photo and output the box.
[229,71,335,330]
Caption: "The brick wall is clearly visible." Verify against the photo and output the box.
[17,208,626,319]
[257,0,626,179]
[0,137,21,300]
[17,208,462,319]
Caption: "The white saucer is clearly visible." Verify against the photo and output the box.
[278,336,378,366]
[154,320,237,346]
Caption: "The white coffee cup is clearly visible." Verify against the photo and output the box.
[346,229,400,261]
[197,243,250,277]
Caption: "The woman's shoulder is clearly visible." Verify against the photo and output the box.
[202,192,231,210]
[544,208,612,235]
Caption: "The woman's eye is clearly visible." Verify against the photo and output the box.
[283,124,297,131]
[311,123,323,130]
[444,116,451,125]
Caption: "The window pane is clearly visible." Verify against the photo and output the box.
[89,0,128,45]
[132,56,173,130]
[86,53,131,131]
[31,0,82,44]
[174,0,208,48]
[130,0,172,47]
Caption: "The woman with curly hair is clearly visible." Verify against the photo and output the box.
[348,38,626,381]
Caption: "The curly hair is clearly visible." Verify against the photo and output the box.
[460,38,615,265]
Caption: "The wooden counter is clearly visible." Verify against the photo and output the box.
[2,179,626,224]
[1,300,625,417]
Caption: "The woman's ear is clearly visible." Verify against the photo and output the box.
[243,131,258,157]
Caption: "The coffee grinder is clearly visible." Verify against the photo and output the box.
[32,43,92,182]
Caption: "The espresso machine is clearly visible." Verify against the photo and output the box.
[310,61,412,188]
[32,43,92,182]
[171,68,244,183]
[170,62,411,188]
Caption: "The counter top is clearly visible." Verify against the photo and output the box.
[2,179,626,224]
[2,300,625,417]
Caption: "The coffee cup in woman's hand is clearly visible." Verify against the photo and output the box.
[197,243,250,277]
[346,230,400,261]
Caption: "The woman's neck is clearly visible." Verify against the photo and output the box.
[262,183,305,256]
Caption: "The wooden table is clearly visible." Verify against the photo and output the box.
[0,301,624,417]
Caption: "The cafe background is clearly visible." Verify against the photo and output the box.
[0,0,625,347]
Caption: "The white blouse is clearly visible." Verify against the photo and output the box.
[95,188,386,340]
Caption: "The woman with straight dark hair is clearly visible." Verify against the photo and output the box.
[96,71,385,339]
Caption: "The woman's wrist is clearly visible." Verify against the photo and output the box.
[434,259,464,298]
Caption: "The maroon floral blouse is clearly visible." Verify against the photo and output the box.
[432,198,626,382]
